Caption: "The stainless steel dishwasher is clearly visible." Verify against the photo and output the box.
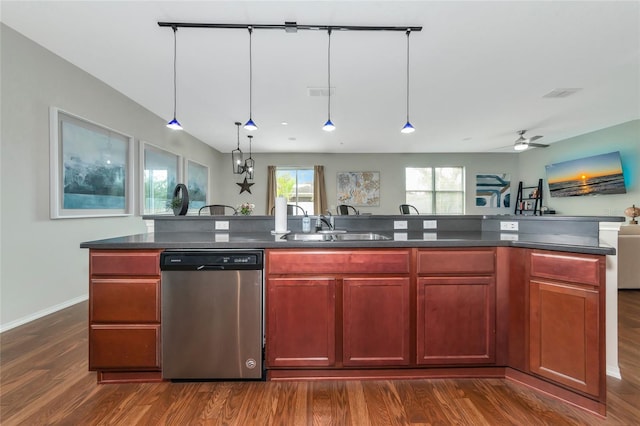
[160,249,263,380]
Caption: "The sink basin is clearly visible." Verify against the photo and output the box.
[333,232,391,241]
[282,232,390,242]
[282,233,332,241]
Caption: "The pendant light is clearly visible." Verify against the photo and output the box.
[322,28,336,132]
[231,122,244,174]
[401,29,415,134]
[244,27,258,131]
[166,26,182,130]
[244,135,255,180]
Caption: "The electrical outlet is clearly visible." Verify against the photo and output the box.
[394,220,408,230]
[423,220,437,229]
[500,233,519,241]
[500,221,519,231]
[215,221,229,230]
[215,233,230,242]
[393,232,408,241]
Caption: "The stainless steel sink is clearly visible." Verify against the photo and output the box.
[282,232,390,241]
[333,232,391,241]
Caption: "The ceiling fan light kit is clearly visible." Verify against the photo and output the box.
[513,130,549,151]
[159,21,422,134]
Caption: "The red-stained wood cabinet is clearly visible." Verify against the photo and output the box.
[527,250,604,398]
[265,249,411,368]
[416,249,497,365]
[89,249,163,383]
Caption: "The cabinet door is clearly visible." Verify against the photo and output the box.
[266,277,336,367]
[343,277,410,366]
[417,276,496,365]
[529,280,600,396]
[90,279,160,323]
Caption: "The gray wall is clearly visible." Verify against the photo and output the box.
[0,24,222,329]
[518,120,639,217]
[217,153,520,215]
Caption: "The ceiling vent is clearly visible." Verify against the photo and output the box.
[308,87,335,97]
[543,88,582,98]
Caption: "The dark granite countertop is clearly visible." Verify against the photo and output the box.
[80,230,615,255]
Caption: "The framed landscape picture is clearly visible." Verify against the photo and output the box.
[50,108,134,218]
[185,159,209,214]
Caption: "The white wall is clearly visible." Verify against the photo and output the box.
[0,24,222,330]
[518,120,639,217]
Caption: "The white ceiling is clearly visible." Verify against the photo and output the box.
[2,1,639,154]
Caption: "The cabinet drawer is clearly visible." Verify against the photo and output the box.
[90,250,161,276]
[89,325,160,370]
[91,279,160,323]
[417,249,495,275]
[530,251,601,286]
[267,249,410,274]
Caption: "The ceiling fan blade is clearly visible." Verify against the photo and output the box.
[528,142,549,148]
[528,135,543,142]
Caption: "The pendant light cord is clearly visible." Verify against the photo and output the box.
[248,26,253,119]
[327,28,332,121]
[172,26,178,119]
[405,29,411,122]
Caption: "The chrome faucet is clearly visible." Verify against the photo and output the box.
[315,214,334,232]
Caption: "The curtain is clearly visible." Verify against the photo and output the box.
[266,165,276,215]
[314,165,327,215]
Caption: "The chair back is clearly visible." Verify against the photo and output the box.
[337,204,358,215]
[199,204,237,216]
[399,204,419,215]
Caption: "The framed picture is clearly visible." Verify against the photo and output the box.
[337,171,380,206]
[140,142,182,215]
[475,173,511,209]
[49,107,134,218]
[185,159,209,214]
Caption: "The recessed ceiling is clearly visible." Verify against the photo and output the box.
[2,1,639,154]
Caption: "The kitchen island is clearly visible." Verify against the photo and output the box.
[81,214,621,416]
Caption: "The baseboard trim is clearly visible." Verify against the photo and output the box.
[607,365,622,380]
[0,294,88,333]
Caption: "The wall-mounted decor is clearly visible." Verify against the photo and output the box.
[475,173,511,209]
[185,159,209,213]
[337,171,380,206]
[49,107,133,219]
[546,151,627,197]
[140,142,182,215]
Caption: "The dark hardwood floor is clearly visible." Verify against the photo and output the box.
[1,290,639,425]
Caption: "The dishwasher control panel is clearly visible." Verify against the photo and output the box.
[160,250,263,270]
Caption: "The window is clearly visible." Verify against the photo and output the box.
[141,143,181,215]
[276,167,314,215]
[406,167,465,214]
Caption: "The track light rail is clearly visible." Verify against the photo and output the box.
[158,21,422,32]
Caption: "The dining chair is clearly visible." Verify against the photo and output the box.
[399,204,420,215]
[337,204,359,215]
[198,204,238,215]
[269,204,307,215]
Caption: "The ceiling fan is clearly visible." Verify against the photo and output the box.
[513,130,549,151]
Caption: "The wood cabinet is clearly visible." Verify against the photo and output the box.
[265,249,411,369]
[89,249,163,382]
[266,277,336,367]
[527,250,604,398]
[416,249,496,365]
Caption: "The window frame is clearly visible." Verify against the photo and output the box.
[275,166,314,215]
[405,166,465,214]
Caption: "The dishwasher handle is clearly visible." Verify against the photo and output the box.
[196,265,226,271]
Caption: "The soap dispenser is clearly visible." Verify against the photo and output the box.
[302,213,311,233]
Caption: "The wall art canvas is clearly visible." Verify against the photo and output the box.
[546,151,627,197]
[475,173,511,209]
[186,159,209,213]
[50,108,133,218]
[337,171,380,206]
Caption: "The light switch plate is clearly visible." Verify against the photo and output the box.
[215,221,229,230]
[500,233,519,241]
[393,232,408,241]
[394,220,408,230]
[423,220,437,229]
[500,221,519,231]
